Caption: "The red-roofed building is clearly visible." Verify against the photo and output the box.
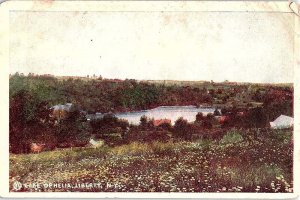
[219,116,230,124]
[153,119,171,127]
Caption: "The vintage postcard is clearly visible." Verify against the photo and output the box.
[0,0,299,198]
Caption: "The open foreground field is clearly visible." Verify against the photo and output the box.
[10,128,293,193]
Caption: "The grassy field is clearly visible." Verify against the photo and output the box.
[9,128,293,192]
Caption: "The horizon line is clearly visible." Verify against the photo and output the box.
[9,72,294,85]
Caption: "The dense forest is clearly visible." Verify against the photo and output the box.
[9,73,293,115]
[10,74,213,113]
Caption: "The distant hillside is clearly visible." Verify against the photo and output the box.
[9,73,293,114]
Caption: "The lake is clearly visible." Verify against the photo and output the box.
[114,106,218,125]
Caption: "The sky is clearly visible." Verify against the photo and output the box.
[9,11,294,83]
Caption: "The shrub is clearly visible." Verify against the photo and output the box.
[194,112,214,129]
[158,122,172,131]
[140,115,148,127]
[173,117,193,140]
[245,107,268,128]
[220,130,243,145]
[214,108,221,116]
[90,114,129,136]
[151,141,175,155]
[195,112,204,122]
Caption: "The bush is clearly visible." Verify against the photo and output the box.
[220,130,243,145]
[194,112,214,129]
[140,115,148,127]
[195,112,204,122]
[214,108,221,116]
[90,114,129,136]
[245,107,268,128]
[173,117,193,140]
[151,141,174,155]
[158,122,172,131]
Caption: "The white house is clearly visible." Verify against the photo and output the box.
[51,103,74,112]
[270,115,294,129]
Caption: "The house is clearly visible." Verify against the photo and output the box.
[51,103,74,119]
[270,115,294,129]
[153,119,171,127]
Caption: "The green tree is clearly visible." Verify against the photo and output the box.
[56,106,91,143]
[195,112,204,122]
[173,117,192,140]
[9,90,55,153]
[90,114,129,136]
[214,108,221,116]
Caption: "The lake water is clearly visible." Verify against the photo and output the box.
[114,106,217,125]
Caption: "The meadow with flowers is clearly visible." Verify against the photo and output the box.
[10,128,293,192]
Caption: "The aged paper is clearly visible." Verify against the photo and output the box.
[0,0,299,198]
